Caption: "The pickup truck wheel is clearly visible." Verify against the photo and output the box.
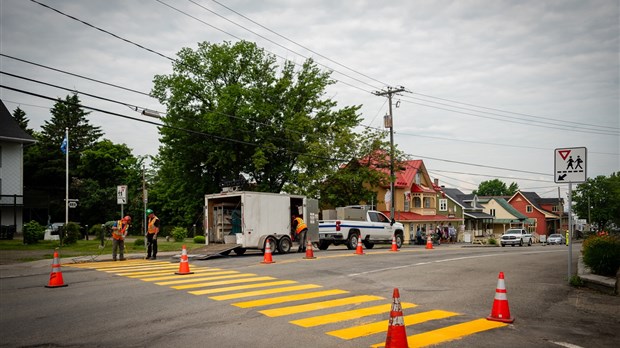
[528,239,532,246]
[347,234,359,250]
[363,241,375,249]
[395,234,403,248]
[278,236,292,254]
[501,243,505,247]
[318,240,330,250]
[519,239,523,247]
[234,247,246,255]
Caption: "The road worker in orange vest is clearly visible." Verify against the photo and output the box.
[146,209,160,260]
[112,216,131,261]
[292,213,308,253]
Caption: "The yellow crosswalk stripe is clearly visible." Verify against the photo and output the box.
[208,284,323,300]
[371,318,508,348]
[327,310,459,339]
[259,295,384,317]
[113,267,185,276]
[154,273,256,285]
[187,280,297,295]
[291,302,417,328]
[143,270,238,282]
[232,289,349,308]
[124,268,215,278]
[171,276,276,290]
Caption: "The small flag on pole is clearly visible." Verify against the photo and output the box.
[60,135,68,154]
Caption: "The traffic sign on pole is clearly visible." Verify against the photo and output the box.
[117,185,128,204]
[554,147,587,183]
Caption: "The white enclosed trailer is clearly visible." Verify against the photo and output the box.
[204,191,319,255]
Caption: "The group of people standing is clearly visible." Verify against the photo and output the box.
[111,209,160,261]
[414,223,458,245]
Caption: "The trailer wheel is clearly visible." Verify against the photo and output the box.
[318,240,330,250]
[234,247,246,256]
[278,236,292,254]
[264,237,277,254]
[347,233,359,250]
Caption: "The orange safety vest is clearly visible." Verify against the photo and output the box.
[148,216,160,235]
[112,220,128,240]
[294,217,307,234]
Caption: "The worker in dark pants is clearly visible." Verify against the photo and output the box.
[146,209,160,260]
[292,214,308,252]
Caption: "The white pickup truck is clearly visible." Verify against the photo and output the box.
[318,206,405,250]
[500,228,533,247]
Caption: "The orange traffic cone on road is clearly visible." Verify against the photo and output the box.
[390,235,399,252]
[354,234,365,255]
[384,288,409,348]
[487,272,514,323]
[425,235,433,249]
[45,250,68,288]
[175,245,194,275]
[303,239,316,259]
[261,240,275,264]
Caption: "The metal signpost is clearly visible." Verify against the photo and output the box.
[554,147,587,282]
[117,185,128,217]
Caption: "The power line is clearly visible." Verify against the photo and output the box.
[430,169,553,183]
[408,153,553,177]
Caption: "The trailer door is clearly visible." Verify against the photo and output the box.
[304,198,319,242]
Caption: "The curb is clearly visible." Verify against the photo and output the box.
[578,256,618,296]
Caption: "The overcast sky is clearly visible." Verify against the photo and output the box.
[1,0,618,199]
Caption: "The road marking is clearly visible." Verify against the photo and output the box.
[124,268,216,278]
[208,284,323,300]
[371,318,508,347]
[154,273,255,285]
[187,280,297,295]
[291,302,417,328]
[259,295,385,317]
[171,276,276,290]
[328,310,459,339]
[549,341,585,348]
[232,289,350,308]
[142,270,238,282]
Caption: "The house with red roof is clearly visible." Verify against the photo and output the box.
[507,191,562,238]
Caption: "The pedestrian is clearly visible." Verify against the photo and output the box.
[449,223,456,244]
[146,209,160,260]
[111,216,131,261]
[416,226,423,245]
[291,213,308,252]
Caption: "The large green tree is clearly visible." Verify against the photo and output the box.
[12,106,35,136]
[473,179,519,196]
[151,40,361,226]
[572,173,620,230]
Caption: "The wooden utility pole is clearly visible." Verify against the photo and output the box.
[373,86,406,220]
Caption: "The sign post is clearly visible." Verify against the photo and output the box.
[117,185,128,217]
[554,147,587,283]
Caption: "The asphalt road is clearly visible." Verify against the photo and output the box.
[0,243,618,348]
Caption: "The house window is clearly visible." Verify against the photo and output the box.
[414,197,421,208]
[415,173,421,185]
[404,200,410,211]
[490,209,496,217]
[526,205,533,213]
[439,199,447,211]
[424,197,432,208]
[552,205,560,212]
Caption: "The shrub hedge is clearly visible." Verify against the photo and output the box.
[582,235,620,276]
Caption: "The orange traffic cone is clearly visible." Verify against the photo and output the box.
[354,234,365,255]
[487,272,514,323]
[175,245,194,275]
[303,239,316,259]
[261,240,275,264]
[385,288,409,348]
[425,235,433,249]
[45,250,68,288]
[390,235,399,252]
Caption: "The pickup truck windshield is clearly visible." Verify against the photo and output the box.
[368,212,390,223]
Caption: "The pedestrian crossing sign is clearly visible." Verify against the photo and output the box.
[554,147,587,183]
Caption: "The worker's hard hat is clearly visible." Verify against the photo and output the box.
[146,209,153,215]
[123,216,131,222]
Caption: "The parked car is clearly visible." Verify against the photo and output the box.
[547,233,566,245]
[43,222,64,241]
[500,228,533,247]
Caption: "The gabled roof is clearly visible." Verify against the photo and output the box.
[492,197,528,220]
[442,188,484,211]
[508,191,560,218]
[0,100,36,144]
[362,154,436,191]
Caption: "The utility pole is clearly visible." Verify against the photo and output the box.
[373,86,405,220]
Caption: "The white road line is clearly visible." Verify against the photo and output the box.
[549,341,585,348]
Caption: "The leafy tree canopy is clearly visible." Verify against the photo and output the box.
[472,179,519,196]
[572,172,620,230]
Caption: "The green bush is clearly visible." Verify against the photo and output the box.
[62,222,81,245]
[569,275,584,287]
[133,238,145,248]
[582,235,620,276]
[194,235,206,244]
[487,237,497,245]
[23,221,45,244]
[90,224,104,240]
[171,227,188,242]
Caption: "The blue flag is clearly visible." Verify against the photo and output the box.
[60,135,68,155]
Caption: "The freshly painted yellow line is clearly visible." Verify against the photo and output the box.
[124,268,214,278]
[291,302,417,328]
[371,318,508,348]
[327,310,459,339]
[142,270,237,282]
[259,295,385,317]
[186,280,297,295]
[103,264,177,272]
[208,284,323,300]
[154,273,256,285]
[113,267,184,276]
[171,276,276,290]
[67,261,166,269]
[232,289,350,308]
